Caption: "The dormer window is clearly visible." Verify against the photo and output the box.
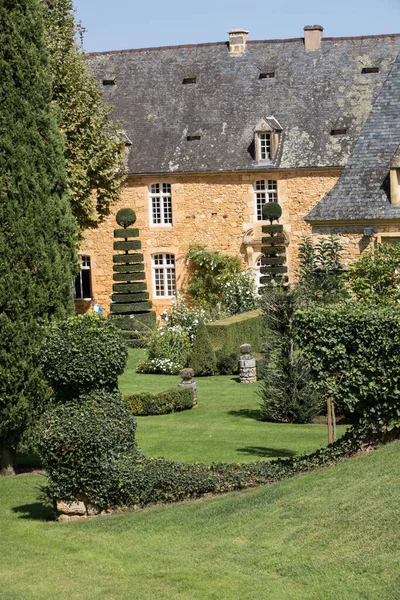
[254,116,282,163]
[259,133,271,160]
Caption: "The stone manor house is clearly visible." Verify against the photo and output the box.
[75,26,400,314]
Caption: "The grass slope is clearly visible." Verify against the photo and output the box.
[1,442,399,599]
[119,349,346,463]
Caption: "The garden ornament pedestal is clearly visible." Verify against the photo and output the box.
[239,344,257,383]
[178,368,198,406]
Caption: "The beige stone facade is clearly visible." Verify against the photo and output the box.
[76,169,400,316]
[76,169,346,315]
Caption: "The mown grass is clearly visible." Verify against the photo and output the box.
[1,441,399,599]
[118,349,346,463]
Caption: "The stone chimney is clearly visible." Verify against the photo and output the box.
[304,25,323,51]
[228,29,248,56]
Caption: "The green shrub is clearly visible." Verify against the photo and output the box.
[40,314,128,400]
[207,309,262,355]
[137,325,190,374]
[37,389,138,507]
[190,321,217,376]
[296,302,400,427]
[125,387,194,416]
[215,349,238,375]
[255,357,265,380]
[347,243,400,304]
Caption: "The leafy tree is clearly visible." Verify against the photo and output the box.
[297,236,348,302]
[0,0,77,475]
[260,287,320,423]
[43,0,127,230]
[347,243,400,304]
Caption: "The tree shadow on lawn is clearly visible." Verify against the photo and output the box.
[228,408,264,421]
[12,502,53,521]
[237,446,296,458]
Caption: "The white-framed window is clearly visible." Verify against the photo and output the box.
[258,132,271,160]
[74,255,92,300]
[255,256,262,292]
[254,180,278,221]
[152,253,176,298]
[149,183,173,225]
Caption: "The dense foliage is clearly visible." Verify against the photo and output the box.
[297,236,348,302]
[260,288,320,423]
[347,243,400,304]
[38,390,137,507]
[185,245,258,315]
[40,314,128,399]
[44,0,127,229]
[189,321,217,376]
[296,302,400,428]
[125,388,194,416]
[137,325,190,374]
[215,349,239,375]
[0,0,77,475]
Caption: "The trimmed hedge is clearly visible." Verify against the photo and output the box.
[40,314,128,400]
[125,387,194,416]
[207,309,263,354]
[296,302,400,426]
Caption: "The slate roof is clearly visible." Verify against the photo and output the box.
[88,34,400,176]
[307,49,400,222]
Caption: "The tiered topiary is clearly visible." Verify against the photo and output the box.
[259,202,288,290]
[111,208,156,346]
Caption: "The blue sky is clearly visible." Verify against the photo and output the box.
[74,0,400,53]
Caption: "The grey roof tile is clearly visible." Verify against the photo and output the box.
[88,34,400,175]
[307,50,400,222]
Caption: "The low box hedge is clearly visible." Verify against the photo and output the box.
[207,309,263,355]
[125,387,194,416]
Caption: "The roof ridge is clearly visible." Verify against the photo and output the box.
[88,32,400,56]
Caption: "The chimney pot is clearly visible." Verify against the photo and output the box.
[303,24,323,51]
[228,29,249,57]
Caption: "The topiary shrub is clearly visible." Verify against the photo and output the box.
[37,389,137,507]
[215,349,238,375]
[260,202,288,290]
[116,208,137,228]
[189,321,217,376]
[125,387,194,416]
[40,314,128,400]
[262,202,282,223]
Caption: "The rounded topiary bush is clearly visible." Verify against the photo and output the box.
[262,202,282,223]
[38,389,137,507]
[40,314,128,400]
[116,207,136,228]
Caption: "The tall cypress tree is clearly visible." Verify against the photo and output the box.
[0,0,78,474]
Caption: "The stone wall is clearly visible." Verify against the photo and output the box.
[76,169,342,315]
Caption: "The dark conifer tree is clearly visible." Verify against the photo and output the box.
[0,0,77,474]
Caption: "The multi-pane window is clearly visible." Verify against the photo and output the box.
[254,180,278,220]
[255,256,262,292]
[150,183,173,225]
[259,133,271,160]
[74,255,92,300]
[152,254,176,297]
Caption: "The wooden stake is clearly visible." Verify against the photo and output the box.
[327,397,333,444]
[331,400,337,442]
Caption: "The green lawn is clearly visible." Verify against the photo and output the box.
[1,441,399,599]
[119,349,346,463]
